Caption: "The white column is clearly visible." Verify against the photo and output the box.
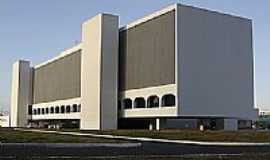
[156,118,160,131]
[10,60,32,127]
[80,14,119,130]
[149,122,154,131]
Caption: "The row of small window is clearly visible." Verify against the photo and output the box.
[119,94,175,109]
[30,104,81,115]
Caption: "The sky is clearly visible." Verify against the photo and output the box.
[0,0,269,112]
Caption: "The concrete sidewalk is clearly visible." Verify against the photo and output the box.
[15,128,270,146]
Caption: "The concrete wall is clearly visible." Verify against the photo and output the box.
[119,10,175,91]
[224,119,238,131]
[100,15,119,129]
[33,51,81,104]
[10,60,32,127]
[32,113,80,120]
[177,4,257,120]
[81,14,119,130]
[163,119,198,129]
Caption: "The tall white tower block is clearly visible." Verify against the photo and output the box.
[80,14,119,130]
[10,60,32,127]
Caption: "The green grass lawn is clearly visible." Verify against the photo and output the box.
[76,129,270,143]
[10,128,270,143]
[0,128,125,143]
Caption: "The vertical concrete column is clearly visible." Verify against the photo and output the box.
[10,60,32,127]
[156,118,160,131]
[81,14,119,130]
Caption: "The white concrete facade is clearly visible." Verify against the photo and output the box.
[10,3,258,130]
[119,84,177,118]
[32,97,81,120]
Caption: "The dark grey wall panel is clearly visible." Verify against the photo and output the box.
[119,10,175,91]
[33,51,81,104]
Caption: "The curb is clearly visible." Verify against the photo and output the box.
[15,128,270,146]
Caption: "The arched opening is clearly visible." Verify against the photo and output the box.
[45,108,49,114]
[41,108,45,114]
[50,107,54,114]
[147,95,159,108]
[55,106,60,114]
[61,105,65,113]
[37,108,41,115]
[33,109,37,115]
[134,97,146,108]
[72,104,78,112]
[123,98,132,109]
[66,105,71,113]
[162,94,175,107]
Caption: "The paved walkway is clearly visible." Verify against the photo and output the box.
[15,128,270,146]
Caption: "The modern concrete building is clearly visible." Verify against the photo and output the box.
[10,4,258,130]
